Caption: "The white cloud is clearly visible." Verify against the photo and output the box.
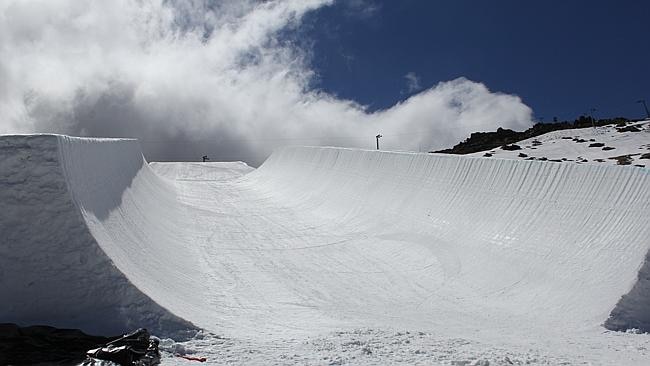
[342,0,381,20]
[0,0,533,165]
[404,72,421,93]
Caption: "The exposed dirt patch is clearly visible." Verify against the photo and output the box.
[608,155,635,165]
[617,125,641,132]
[501,144,522,151]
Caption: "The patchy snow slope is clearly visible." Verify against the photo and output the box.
[1,134,649,364]
[469,120,650,167]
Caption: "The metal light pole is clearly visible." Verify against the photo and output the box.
[375,134,382,150]
[637,99,650,119]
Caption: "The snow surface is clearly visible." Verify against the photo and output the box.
[1,133,650,364]
[469,120,650,167]
[149,161,253,181]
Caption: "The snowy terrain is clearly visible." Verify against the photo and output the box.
[1,132,649,365]
[149,161,254,181]
[469,120,650,167]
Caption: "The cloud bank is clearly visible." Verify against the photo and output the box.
[0,0,533,165]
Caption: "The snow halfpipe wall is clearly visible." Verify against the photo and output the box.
[1,135,649,338]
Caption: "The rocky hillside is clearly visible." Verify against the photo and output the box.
[435,116,631,155]
[452,119,650,167]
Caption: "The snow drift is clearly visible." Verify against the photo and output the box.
[0,135,649,338]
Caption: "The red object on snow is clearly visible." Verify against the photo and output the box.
[176,354,207,362]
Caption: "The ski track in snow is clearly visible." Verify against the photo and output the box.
[1,124,650,365]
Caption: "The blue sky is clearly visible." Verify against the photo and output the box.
[301,0,650,121]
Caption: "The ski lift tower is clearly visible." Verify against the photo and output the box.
[637,99,650,119]
[590,108,597,128]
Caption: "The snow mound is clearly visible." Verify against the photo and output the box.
[1,135,649,339]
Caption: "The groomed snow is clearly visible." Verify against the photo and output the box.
[149,161,253,181]
[1,134,649,364]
